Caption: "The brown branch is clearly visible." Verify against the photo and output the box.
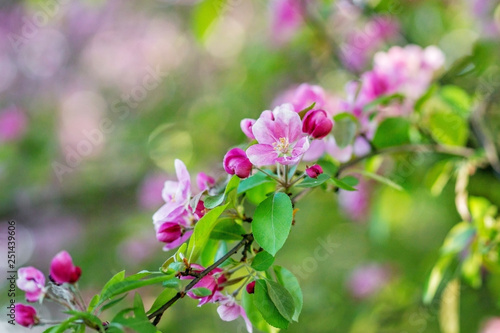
[148,234,254,325]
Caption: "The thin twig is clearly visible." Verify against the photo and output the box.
[148,234,254,325]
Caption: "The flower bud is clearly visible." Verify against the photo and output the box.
[302,109,333,139]
[156,222,183,243]
[305,164,323,178]
[240,119,256,140]
[50,251,82,284]
[15,304,39,327]
[196,172,215,192]
[246,281,256,294]
[223,148,253,179]
[16,267,46,302]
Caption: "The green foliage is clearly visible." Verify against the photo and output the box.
[254,279,291,329]
[372,117,411,148]
[251,251,275,271]
[273,266,303,322]
[252,193,293,256]
[332,113,359,148]
[210,218,246,240]
[297,173,331,188]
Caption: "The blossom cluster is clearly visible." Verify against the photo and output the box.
[14,251,82,328]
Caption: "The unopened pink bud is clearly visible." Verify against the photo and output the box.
[305,164,323,178]
[240,119,256,140]
[302,109,333,139]
[15,304,39,327]
[246,281,256,294]
[223,148,253,179]
[156,222,183,243]
[49,251,82,284]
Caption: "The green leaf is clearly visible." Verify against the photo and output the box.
[297,102,316,119]
[87,294,100,312]
[245,181,277,205]
[425,160,454,196]
[373,117,411,148]
[252,193,293,256]
[64,311,104,331]
[191,0,227,42]
[427,110,468,146]
[238,172,274,193]
[186,203,229,262]
[254,280,290,329]
[110,294,157,333]
[296,173,331,188]
[265,280,295,322]
[274,266,303,322]
[210,218,246,240]
[251,251,275,271]
[100,294,128,313]
[98,272,175,307]
[190,287,213,297]
[317,156,339,176]
[441,222,475,256]
[423,255,455,304]
[242,288,275,333]
[357,170,403,191]
[98,271,125,304]
[439,85,471,118]
[200,239,220,267]
[204,175,240,209]
[332,113,359,148]
[331,176,358,191]
[147,288,178,315]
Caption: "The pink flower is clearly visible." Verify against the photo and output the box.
[214,292,253,333]
[137,173,168,210]
[305,164,323,178]
[481,317,500,333]
[49,251,82,284]
[196,172,215,192]
[15,304,39,328]
[240,119,256,140]
[0,106,27,142]
[153,160,198,251]
[273,83,340,117]
[347,263,390,299]
[338,177,371,222]
[303,135,353,163]
[182,265,226,306]
[270,0,304,45]
[16,267,46,302]
[246,104,309,166]
[223,148,253,178]
[302,109,333,139]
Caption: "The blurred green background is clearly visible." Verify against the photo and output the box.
[1,0,500,332]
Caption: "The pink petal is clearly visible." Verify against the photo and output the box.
[217,303,241,322]
[162,231,193,251]
[303,139,326,161]
[174,159,191,202]
[246,144,277,166]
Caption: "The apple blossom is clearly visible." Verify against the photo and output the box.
[16,267,46,302]
[214,292,253,333]
[223,148,253,178]
[302,109,333,139]
[246,104,309,166]
[305,164,323,178]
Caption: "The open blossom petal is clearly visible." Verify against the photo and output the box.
[246,144,279,166]
[215,293,253,333]
[16,267,46,302]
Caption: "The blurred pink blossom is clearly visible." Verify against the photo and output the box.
[16,267,46,302]
[0,106,27,142]
[269,0,304,45]
[138,173,168,210]
[338,176,371,222]
[481,317,500,333]
[214,292,253,333]
[347,263,391,299]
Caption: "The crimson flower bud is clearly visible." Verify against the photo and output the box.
[156,222,183,243]
[223,148,253,179]
[15,304,39,328]
[49,251,82,284]
[246,281,256,294]
[305,164,323,178]
[240,118,256,140]
[302,109,333,139]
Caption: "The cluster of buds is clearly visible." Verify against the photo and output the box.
[14,251,82,327]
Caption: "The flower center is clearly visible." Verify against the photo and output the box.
[272,137,290,156]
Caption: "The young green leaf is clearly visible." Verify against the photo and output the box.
[190,287,213,297]
[372,117,411,148]
[254,279,290,329]
[251,251,275,271]
[147,288,178,315]
[274,266,303,322]
[210,218,246,240]
[242,288,275,333]
[265,279,295,322]
[100,294,128,313]
[252,192,293,256]
[332,113,359,148]
[296,173,331,188]
[238,172,274,194]
[186,203,229,262]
